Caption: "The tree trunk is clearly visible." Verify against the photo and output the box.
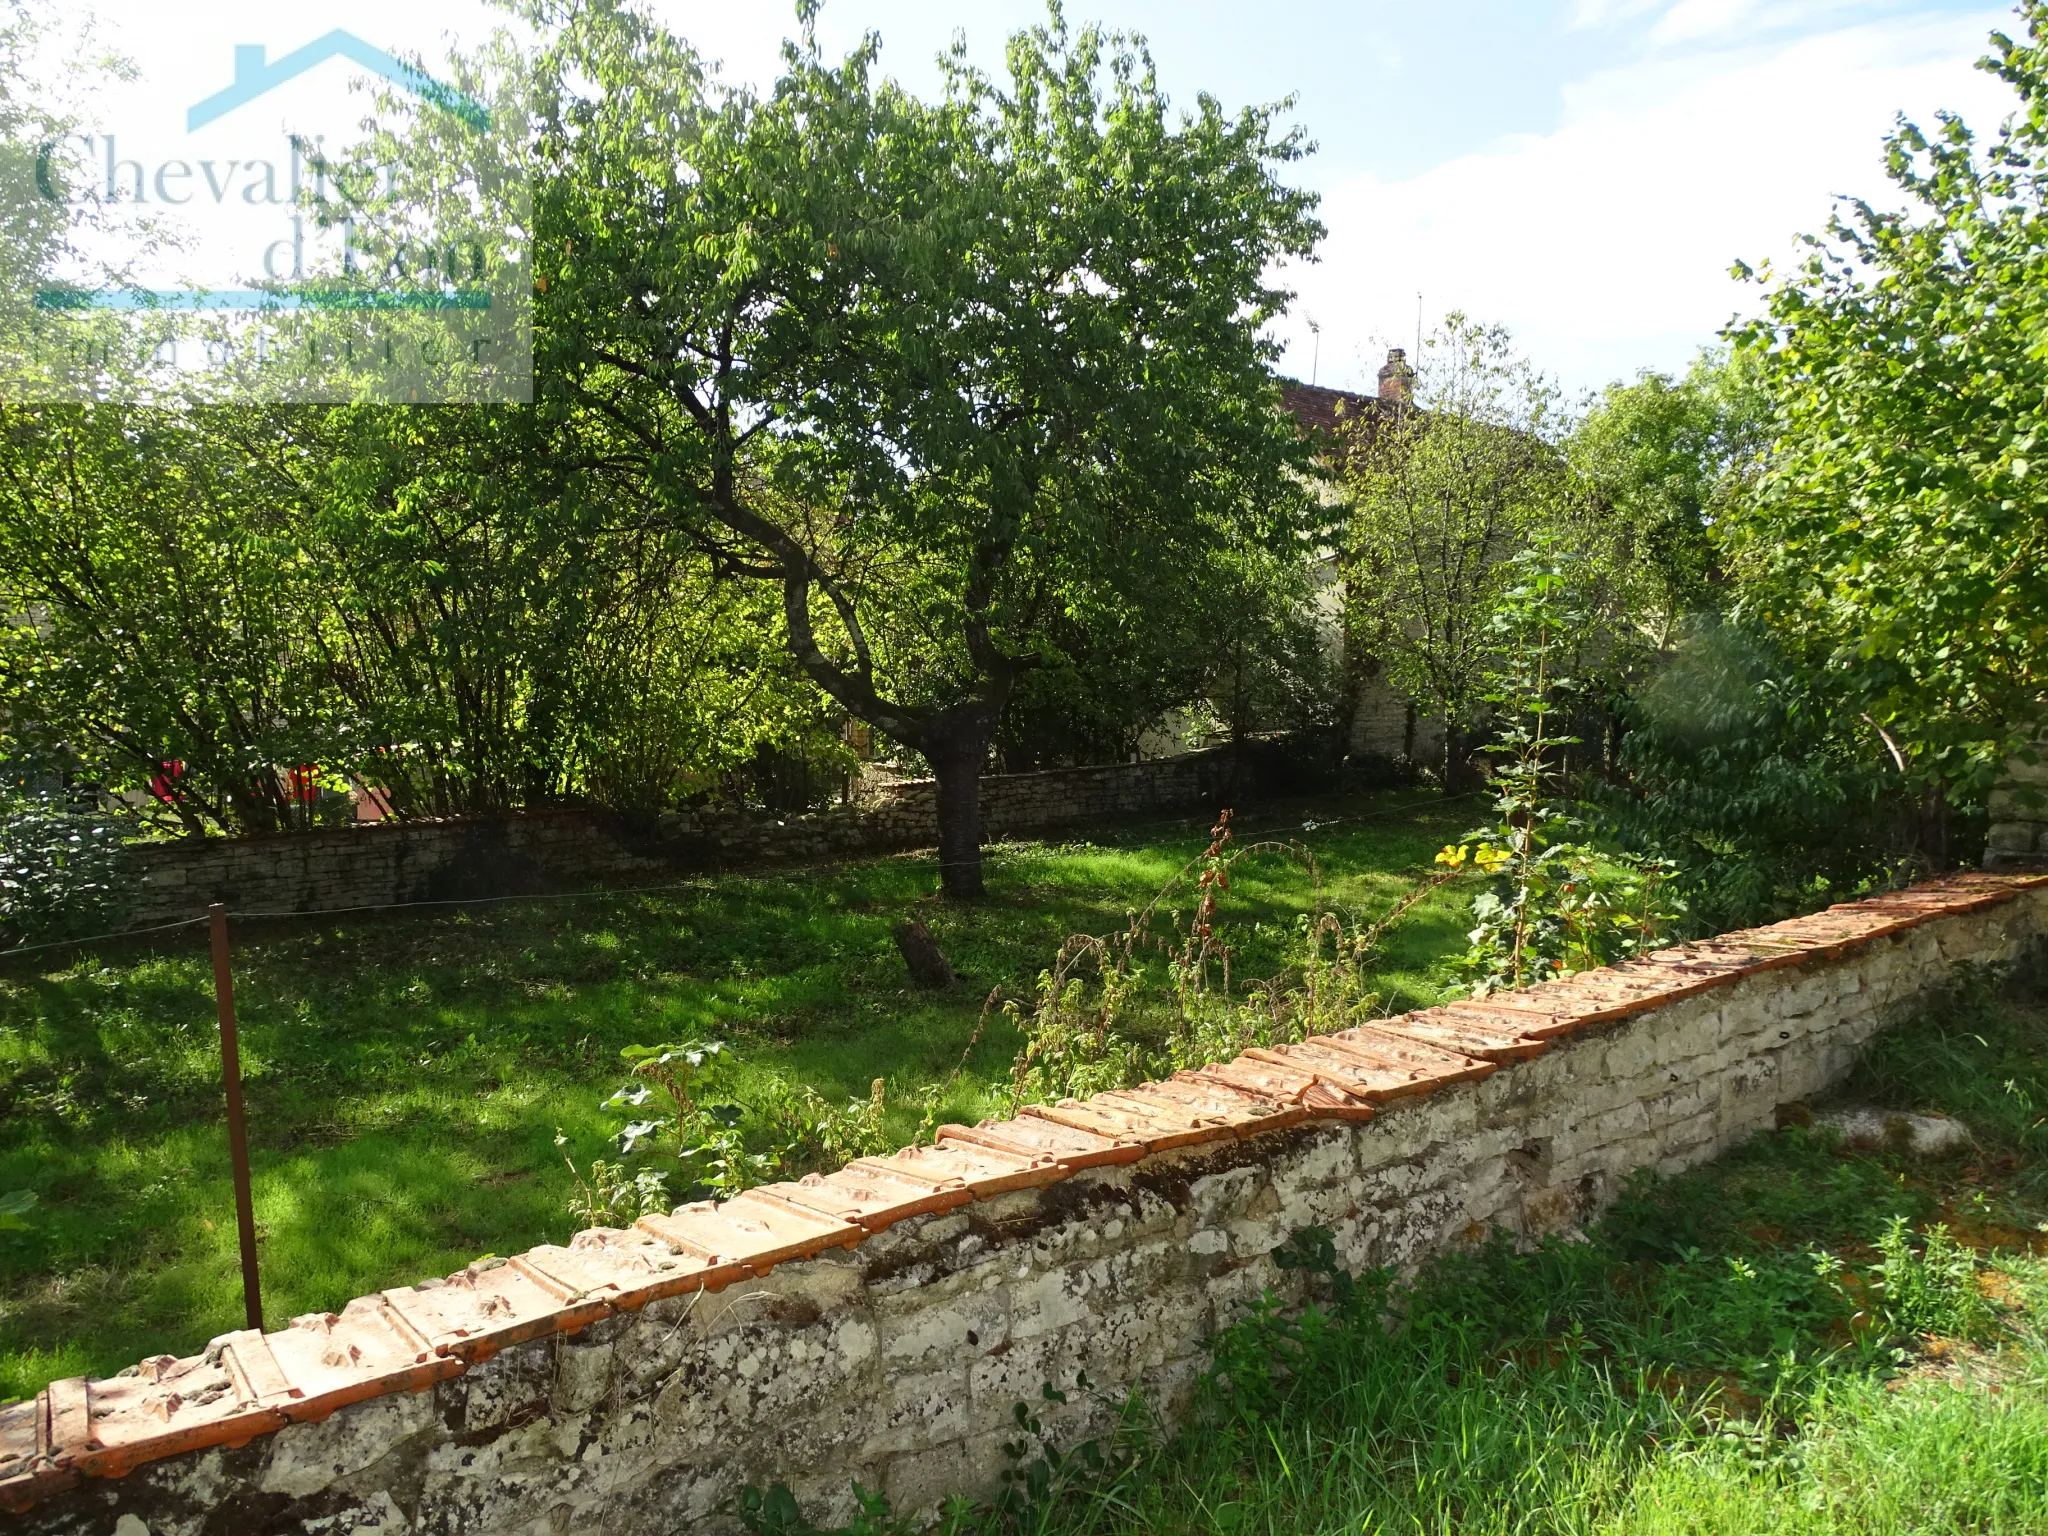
[929,736,989,899]
[893,919,959,989]
[1440,721,1464,793]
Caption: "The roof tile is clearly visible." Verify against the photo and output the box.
[1311,1030,1499,1093]
[1195,1057,1376,1120]
[938,1116,1145,1171]
[1022,1097,1230,1152]
[1357,1009,1548,1062]
[1118,1074,1310,1132]
[637,1193,862,1281]
[756,1166,972,1231]
[1250,1035,1489,1103]
[857,1140,1065,1199]
[564,1228,732,1309]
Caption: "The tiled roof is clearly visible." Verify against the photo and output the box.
[3,868,2044,1513]
[1277,378,1382,439]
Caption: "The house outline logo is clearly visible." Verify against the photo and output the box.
[187,29,489,133]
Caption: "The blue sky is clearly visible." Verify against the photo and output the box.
[65,0,2029,397]
[729,0,2000,180]
[658,0,2023,395]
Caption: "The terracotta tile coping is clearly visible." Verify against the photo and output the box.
[3,872,2042,1513]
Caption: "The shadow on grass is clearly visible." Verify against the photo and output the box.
[0,788,1476,1396]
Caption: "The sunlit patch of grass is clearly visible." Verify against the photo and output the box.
[0,788,1474,1395]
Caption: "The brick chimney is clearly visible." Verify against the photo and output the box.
[1377,347,1415,404]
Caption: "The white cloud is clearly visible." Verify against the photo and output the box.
[1571,0,1668,28]
[1278,9,2015,396]
[1653,0,1768,41]
[1650,0,1880,45]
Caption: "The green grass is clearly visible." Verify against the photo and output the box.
[0,789,1477,1399]
[848,978,2048,1536]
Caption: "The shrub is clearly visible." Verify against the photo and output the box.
[1592,618,1930,933]
[1000,812,1458,1111]
[1449,551,1682,993]
[0,781,133,944]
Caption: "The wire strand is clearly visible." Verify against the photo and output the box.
[0,915,208,961]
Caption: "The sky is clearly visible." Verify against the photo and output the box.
[652,0,2023,396]
[55,0,2031,397]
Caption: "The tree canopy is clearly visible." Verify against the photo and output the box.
[528,2,1324,893]
[1729,2,2048,798]
[0,2,1333,887]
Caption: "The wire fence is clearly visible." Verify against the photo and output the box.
[0,789,1482,964]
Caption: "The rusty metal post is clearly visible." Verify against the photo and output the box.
[209,903,262,1331]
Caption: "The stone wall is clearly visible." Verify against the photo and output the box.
[7,872,2044,1535]
[1347,668,1441,772]
[125,744,1300,927]
[1987,720,2048,872]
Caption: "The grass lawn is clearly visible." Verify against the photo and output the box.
[940,977,2048,1536]
[0,788,1477,1400]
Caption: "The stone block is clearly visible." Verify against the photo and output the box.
[875,1283,1011,1370]
[259,1387,438,1499]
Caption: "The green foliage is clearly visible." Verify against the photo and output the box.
[1728,2,2048,793]
[1876,1216,1996,1342]
[759,1077,895,1181]
[1450,553,1681,992]
[0,402,832,832]
[1568,348,1771,634]
[529,4,1326,892]
[0,1190,35,1232]
[1341,316,1695,788]
[0,2,150,391]
[3,2,1332,851]
[557,1144,670,1230]
[304,406,833,820]
[1343,318,1577,783]
[0,778,132,943]
[589,1041,912,1212]
[1002,812,1457,1107]
[1592,618,1930,933]
[0,409,336,834]
[991,543,1338,773]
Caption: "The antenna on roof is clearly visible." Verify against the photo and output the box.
[1307,316,1321,387]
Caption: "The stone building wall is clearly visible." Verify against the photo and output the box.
[1346,669,1442,771]
[124,744,1296,927]
[7,872,2043,1535]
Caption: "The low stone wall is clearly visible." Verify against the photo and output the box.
[125,744,1295,927]
[8,872,2044,1535]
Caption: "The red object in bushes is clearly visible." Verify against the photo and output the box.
[148,759,185,804]
[287,765,319,803]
